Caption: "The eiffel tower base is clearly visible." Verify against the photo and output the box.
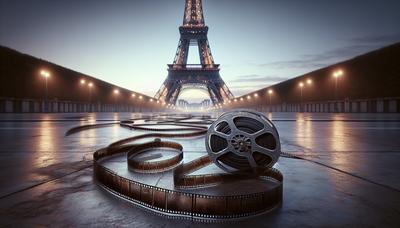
[158,65,232,105]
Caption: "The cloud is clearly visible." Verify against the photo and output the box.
[227,74,289,96]
[227,33,400,96]
[228,74,290,83]
[259,33,400,70]
[259,59,327,69]
[350,33,400,44]
[260,44,375,70]
[228,85,262,96]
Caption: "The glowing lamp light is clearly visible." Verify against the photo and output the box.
[88,82,93,87]
[268,89,273,94]
[139,95,143,99]
[307,79,312,85]
[80,79,86,84]
[299,82,304,87]
[333,70,344,78]
[254,93,258,98]
[114,89,119,94]
[40,70,50,78]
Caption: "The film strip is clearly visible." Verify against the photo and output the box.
[69,114,283,221]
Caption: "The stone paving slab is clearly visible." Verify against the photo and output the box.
[0,112,399,227]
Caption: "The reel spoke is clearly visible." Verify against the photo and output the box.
[206,110,281,173]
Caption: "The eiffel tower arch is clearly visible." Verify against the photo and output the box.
[155,0,234,105]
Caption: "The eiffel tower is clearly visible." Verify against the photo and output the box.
[155,0,234,105]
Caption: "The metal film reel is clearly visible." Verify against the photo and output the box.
[206,110,281,173]
[75,113,284,220]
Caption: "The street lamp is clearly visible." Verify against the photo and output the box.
[113,89,119,112]
[80,79,86,107]
[87,82,93,112]
[268,89,273,105]
[40,70,51,112]
[299,82,304,112]
[306,79,313,102]
[88,82,93,102]
[333,70,344,112]
[333,70,344,99]
[267,89,274,113]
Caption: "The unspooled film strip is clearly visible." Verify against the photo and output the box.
[67,113,283,221]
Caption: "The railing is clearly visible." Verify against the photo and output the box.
[168,64,219,71]
[0,97,164,113]
[228,97,400,113]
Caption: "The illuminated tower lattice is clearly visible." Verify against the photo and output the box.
[155,0,234,105]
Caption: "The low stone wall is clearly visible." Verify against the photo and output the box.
[0,97,163,113]
[228,97,400,113]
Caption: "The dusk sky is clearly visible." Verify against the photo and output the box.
[1,0,399,101]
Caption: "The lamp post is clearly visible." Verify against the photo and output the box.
[268,89,273,105]
[268,89,273,112]
[88,82,93,112]
[333,70,343,99]
[114,89,119,112]
[306,79,313,111]
[333,70,344,112]
[307,79,312,96]
[40,70,51,112]
[79,79,86,112]
[299,82,304,112]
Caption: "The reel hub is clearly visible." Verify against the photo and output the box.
[206,110,281,173]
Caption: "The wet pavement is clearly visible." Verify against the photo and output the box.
[0,112,399,227]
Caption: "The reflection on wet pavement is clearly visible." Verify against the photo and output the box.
[0,112,399,227]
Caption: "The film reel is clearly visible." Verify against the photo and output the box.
[206,110,281,173]
[67,113,283,220]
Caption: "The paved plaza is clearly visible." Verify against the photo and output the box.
[0,112,399,227]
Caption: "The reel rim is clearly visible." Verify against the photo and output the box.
[205,110,281,173]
